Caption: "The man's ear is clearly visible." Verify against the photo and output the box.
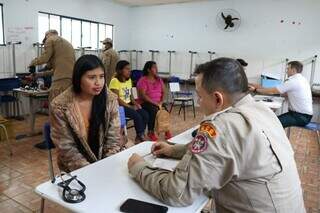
[213,91,224,108]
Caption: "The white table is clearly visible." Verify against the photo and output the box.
[168,125,199,145]
[13,88,48,136]
[253,95,285,110]
[35,142,208,213]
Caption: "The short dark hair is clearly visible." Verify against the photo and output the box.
[194,57,249,95]
[116,60,130,78]
[72,54,107,158]
[288,61,303,73]
[142,61,157,76]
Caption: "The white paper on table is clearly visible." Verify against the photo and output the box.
[144,155,179,171]
[153,158,179,171]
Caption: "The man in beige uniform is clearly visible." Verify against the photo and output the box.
[29,29,75,102]
[100,38,119,85]
[128,58,305,212]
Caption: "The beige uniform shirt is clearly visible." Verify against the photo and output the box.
[30,35,75,83]
[130,94,305,212]
[101,48,119,85]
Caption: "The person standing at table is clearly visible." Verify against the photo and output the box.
[51,55,121,172]
[128,58,305,212]
[249,61,313,128]
[29,29,75,102]
[100,38,119,85]
[29,29,75,149]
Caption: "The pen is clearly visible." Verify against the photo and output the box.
[142,152,153,158]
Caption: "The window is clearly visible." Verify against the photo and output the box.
[106,25,113,40]
[81,21,91,47]
[49,15,60,35]
[0,4,5,45]
[90,23,98,50]
[71,19,81,48]
[98,24,113,49]
[98,24,106,49]
[38,12,113,50]
[61,18,71,42]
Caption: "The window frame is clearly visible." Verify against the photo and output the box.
[0,3,5,46]
[38,11,114,49]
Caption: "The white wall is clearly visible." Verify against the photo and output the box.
[0,0,130,77]
[128,0,320,84]
[1,0,319,82]
[0,0,319,119]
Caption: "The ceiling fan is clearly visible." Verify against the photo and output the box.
[216,9,241,32]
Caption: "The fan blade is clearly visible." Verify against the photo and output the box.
[221,12,226,20]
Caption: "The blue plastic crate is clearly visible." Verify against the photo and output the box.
[261,75,282,88]
[0,77,20,91]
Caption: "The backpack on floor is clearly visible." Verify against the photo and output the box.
[155,106,170,134]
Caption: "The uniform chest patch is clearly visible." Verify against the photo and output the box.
[190,134,208,154]
[199,123,217,138]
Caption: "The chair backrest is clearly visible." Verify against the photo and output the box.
[131,70,143,86]
[168,76,180,83]
[169,82,181,92]
[131,87,138,100]
[118,106,126,129]
[0,77,20,92]
[168,76,194,97]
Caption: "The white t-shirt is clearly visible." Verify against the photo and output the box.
[276,73,313,115]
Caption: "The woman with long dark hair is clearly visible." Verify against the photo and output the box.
[109,60,149,143]
[136,61,172,141]
[50,55,121,172]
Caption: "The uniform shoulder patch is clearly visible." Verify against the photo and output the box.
[199,122,217,138]
[189,134,208,154]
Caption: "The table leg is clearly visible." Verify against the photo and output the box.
[316,97,320,122]
[12,91,24,120]
[40,197,45,213]
[25,96,42,137]
[14,92,48,139]
[13,92,19,118]
[4,92,9,116]
[29,97,36,134]
[280,100,285,114]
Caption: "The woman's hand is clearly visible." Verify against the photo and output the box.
[134,103,142,110]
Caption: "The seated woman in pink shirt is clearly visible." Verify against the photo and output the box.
[137,61,172,141]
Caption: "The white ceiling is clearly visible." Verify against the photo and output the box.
[113,0,213,7]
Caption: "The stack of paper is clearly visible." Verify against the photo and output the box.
[144,155,179,171]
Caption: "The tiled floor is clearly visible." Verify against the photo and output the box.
[0,107,319,213]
